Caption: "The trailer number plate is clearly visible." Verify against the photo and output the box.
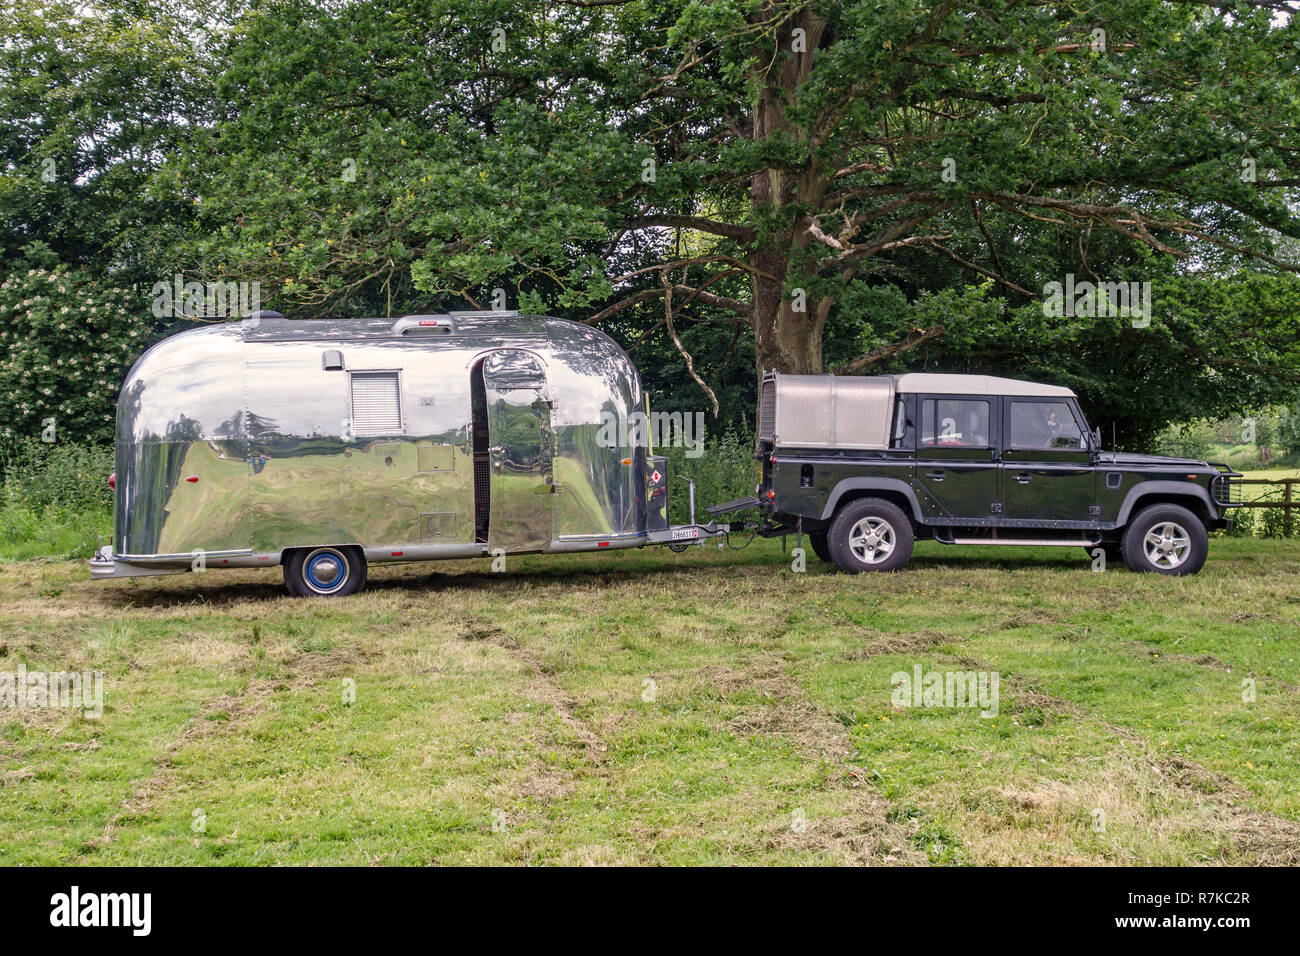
[671,528,699,541]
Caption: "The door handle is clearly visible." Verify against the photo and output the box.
[1015,473,1031,484]
[925,470,945,481]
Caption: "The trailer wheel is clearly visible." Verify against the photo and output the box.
[808,531,832,563]
[284,546,367,597]
[827,498,913,573]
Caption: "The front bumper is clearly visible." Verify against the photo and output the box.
[1210,463,1244,508]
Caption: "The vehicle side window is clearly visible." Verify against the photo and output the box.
[890,397,908,447]
[1009,401,1083,450]
[920,399,990,448]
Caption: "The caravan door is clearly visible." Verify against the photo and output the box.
[480,349,553,551]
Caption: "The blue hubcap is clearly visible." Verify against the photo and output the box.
[304,549,348,593]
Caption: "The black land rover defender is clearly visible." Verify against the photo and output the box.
[752,372,1241,575]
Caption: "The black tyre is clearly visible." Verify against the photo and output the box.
[1120,504,1208,576]
[284,546,368,597]
[827,498,914,573]
[808,531,832,563]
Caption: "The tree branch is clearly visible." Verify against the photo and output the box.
[835,325,946,375]
[586,285,752,325]
[623,214,756,243]
[920,236,1038,298]
[662,271,721,417]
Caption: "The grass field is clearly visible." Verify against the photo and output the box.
[1241,468,1300,481]
[1,537,1297,865]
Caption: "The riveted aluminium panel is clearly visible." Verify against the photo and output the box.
[767,373,894,450]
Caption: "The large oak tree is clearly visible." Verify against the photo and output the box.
[177,0,1299,378]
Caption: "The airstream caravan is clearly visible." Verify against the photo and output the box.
[91,312,726,596]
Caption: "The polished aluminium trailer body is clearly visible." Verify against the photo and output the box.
[91,312,720,590]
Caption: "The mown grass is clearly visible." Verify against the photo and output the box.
[1,537,1297,865]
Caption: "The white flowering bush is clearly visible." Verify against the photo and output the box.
[0,259,152,444]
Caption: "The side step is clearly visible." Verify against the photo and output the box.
[945,537,1099,547]
[706,495,762,516]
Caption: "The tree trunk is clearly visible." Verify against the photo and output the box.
[747,8,830,376]
[752,274,827,373]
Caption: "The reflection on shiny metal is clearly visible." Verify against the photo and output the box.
[483,349,552,551]
[103,314,646,575]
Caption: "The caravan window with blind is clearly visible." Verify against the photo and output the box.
[349,370,404,437]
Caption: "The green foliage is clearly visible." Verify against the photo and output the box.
[0,0,214,279]
[141,1,1300,377]
[1,439,114,513]
[660,429,756,526]
[0,438,113,559]
[1162,404,1300,471]
[1152,422,1217,462]
[1256,501,1298,539]
[0,245,152,444]
[837,273,1300,449]
[1279,404,1300,457]
[2,0,1299,460]
[1223,506,1255,539]
[0,502,109,561]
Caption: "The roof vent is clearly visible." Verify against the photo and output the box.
[448,310,520,318]
[246,310,285,322]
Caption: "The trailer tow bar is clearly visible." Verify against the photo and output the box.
[652,518,756,551]
[655,494,767,553]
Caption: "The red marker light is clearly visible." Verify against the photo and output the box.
[391,551,403,556]
[597,541,610,548]
[185,475,199,483]
[108,473,116,491]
